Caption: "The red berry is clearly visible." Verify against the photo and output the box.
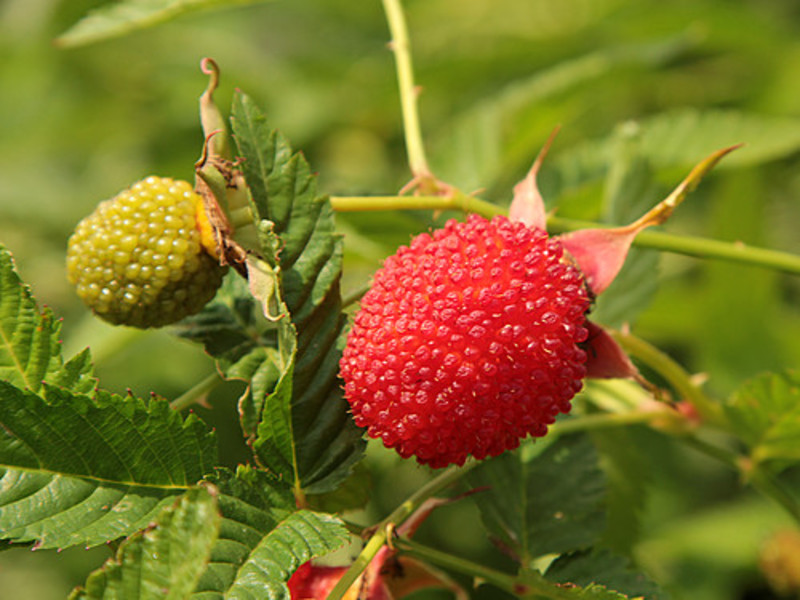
[340,214,592,468]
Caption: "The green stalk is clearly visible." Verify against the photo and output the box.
[325,463,473,600]
[680,436,800,526]
[330,193,504,218]
[549,409,674,436]
[169,371,223,411]
[394,538,518,593]
[746,466,800,525]
[381,0,430,178]
[609,331,725,426]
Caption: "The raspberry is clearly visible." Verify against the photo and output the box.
[66,176,227,328]
[340,214,592,468]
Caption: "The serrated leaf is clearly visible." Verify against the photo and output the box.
[56,0,270,48]
[0,467,182,550]
[192,467,347,599]
[71,486,220,600]
[724,370,800,469]
[0,381,217,486]
[224,510,348,599]
[229,92,365,494]
[0,244,96,394]
[468,434,607,564]
[520,567,635,600]
[546,549,668,600]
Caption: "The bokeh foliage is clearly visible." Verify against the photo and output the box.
[1,0,800,598]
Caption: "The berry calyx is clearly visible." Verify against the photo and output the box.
[66,176,227,328]
[340,214,592,468]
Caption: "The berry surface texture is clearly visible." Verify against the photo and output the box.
[340,214,592,468]
[66,176,227,328]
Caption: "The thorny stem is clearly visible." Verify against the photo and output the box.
[170,371,223,411]
[325,462,473,600]
[382,0,431,180]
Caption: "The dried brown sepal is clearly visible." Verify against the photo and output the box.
[194,138,249,278]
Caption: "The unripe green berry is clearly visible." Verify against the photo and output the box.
[66,176,227,328]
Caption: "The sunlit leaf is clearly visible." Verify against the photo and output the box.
[229,92,365,494]
[194,467,348,599]
[70,486,220,600]
[0,245,96,394]
[0,468,180,550]
[0,382,217,486]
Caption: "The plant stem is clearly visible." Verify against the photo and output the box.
[746,466,800,525]
[169,371,223,411]
[382,0,430,178]
[328,194,800,276]
[549,409,672,436]
[330,193,505,218]
[680,435,800,526]
[609,330,725,426]
[325,463,473,600]
[395,538,518,593]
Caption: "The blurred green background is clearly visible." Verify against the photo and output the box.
[1,0,800,598]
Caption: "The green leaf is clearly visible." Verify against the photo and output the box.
[589,429,648,556]
[433,34,697,192]
[223,510,348,599]
[724,370,800,468]
[70,486,220,600]
[551,109,800,197]
[0,381,217,486]
[520,567,635,600]
[193,467,348,599]
[0,468,182,550]
[546,549,668,599]
[467,434,607,564]
[0,244,96,394]
[228,92,365,494]
[0,245,185,550]
[55,0,271,48]
[307,461,372,514]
